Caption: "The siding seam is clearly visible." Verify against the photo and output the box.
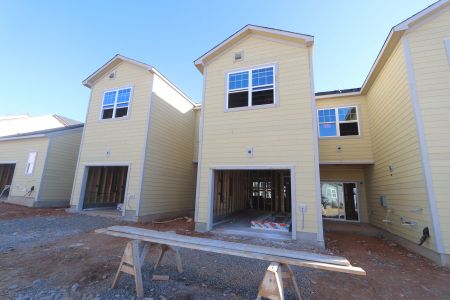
[71,89,92,210]
[34,137,51,203]
[194,66,207,222]
[137,75,155,217]
[308,46,324,243]
[402,35,445,254]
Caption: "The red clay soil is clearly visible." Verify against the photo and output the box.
[306,232,450,299]
[0,203,68,220]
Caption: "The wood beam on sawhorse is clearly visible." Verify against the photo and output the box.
[257,262,302,300]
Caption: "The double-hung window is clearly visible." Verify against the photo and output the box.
[101,87,132,119]
[227,66,275,109]
[318,106,359,137]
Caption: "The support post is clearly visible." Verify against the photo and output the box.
[111,240,148,297]
[257,262,302,300]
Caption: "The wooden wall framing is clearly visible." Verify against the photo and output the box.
[0,164,15,196]
[83,166,128,209]
[213,169,291,223]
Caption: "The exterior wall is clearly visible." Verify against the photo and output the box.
[364,40,436,252]
[193,108,201,162]
[316,95,373,163]
[319,164,369,223]
[71,61,152,214]
[408,8,450,255]
[38,128,82,207]
[0,137,49,207]
[140,82,196,217]
[196,34,320,241]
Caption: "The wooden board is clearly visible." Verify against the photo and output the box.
[102,226,350,266]
[96,227,365,276]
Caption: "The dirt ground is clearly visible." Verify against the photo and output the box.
[0,203,449,300]
[0,203,67,220]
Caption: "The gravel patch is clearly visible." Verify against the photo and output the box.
[0,214,117,252]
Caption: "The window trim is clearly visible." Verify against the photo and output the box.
[99,86,133,121]
[24,151,37,176]
[317,105,361,138]
[225,64,278,112]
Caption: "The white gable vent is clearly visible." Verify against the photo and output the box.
[234,52,243,62]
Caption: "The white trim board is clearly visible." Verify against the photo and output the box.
[308,46,325,244]
[402,36,444,254]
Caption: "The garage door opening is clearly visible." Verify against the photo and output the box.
[82,166,128,209]
[212,169,292,238]
[0,164,15,199]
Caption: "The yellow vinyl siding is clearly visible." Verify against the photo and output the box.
[317,95,373,163]
[197,34,319,234]
[71,61,152,211]
[364,40,435,251]
[193,109,200,162]
[0,137,49,206]
[39,129,82,203]
[140,91,196,216]
[319,165,369,223]
[408,8,450,253]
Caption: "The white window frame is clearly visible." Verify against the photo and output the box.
[99,86,133,120]
[317,105,360,138]
[25,151,37,175]
[225,64,277,111]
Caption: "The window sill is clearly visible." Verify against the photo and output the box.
[318,135,362,140]
[224,103,277,112]
[98,116,130,122]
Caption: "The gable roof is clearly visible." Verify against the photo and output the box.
[194,25,314,73]
[360,0,450,94]
[0,114,82,138]
[82,54,153,88]
[82,54,197,106]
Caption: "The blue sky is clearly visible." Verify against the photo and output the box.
[0,0,436,122]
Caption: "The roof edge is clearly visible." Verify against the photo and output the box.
[0,124,84,141]
[194,24,314,73]
[82,54,153,88]
[361,0,449,94]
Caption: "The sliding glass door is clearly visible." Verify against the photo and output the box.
[321,182,359,221]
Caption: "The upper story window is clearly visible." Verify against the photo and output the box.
[318,106,359,137]
[101,87,132,120]
[227,66,275,109]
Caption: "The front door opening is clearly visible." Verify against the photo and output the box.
[82,166,128,209]
[0,164,15,199]
[321,182,359,221]
[212,169,292,238]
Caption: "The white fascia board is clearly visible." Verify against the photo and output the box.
[0,134,46,142]
[315,91,361,99]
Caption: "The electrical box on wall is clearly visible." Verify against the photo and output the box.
[380,195,388,208]
[246,146,253,158]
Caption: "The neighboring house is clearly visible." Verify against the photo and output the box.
[0,124,83,207]
[193,0,450,267]
[0,114,80,137]
[193,25,322,245]
[69,55,198,222]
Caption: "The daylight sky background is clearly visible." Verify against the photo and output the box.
[0,0,436,122]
